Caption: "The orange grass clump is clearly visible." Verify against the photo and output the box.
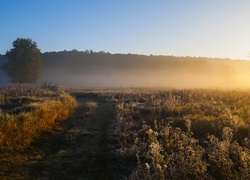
[0,85,77,151]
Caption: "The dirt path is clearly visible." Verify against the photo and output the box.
[13,92,120,179]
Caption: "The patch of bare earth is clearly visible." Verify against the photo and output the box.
[10,93,121,179]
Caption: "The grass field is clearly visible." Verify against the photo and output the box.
[111,88,250,179]
[0,84,77,178]
[0,84,77,151]
[1,87,250,179]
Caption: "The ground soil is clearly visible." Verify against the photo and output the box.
[2,92,124,179]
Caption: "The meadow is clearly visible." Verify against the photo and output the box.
[1,86,250,179]
[111,88,250,179]
[0,84,77,151]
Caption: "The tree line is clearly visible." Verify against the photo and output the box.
[1,38,250,87]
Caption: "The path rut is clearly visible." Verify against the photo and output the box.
[14,93,119,179]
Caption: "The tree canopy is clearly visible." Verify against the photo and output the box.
[2,38,43,83]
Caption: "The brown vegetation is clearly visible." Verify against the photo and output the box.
[0,84,77,151]
[112,88,250,179]
[2,87,250,179]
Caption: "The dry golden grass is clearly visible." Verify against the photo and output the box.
[0,85,77,151]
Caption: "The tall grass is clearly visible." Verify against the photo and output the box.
[0,84,77,151]
[112,89,250,179]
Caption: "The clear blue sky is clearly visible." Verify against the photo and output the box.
[1,0,250,59]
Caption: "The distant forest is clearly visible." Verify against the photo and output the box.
[0,55,7,83]
[1,51,250,88]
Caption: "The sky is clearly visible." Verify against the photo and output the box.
[1,0,250,60]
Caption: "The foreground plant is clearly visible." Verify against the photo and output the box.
[112,88,250,179]
[0,85,77,151]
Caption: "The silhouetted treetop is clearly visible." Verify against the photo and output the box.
[2,38,43,83]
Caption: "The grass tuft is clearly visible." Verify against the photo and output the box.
[0,84,77,151]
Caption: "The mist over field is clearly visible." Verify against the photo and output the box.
[1,52,250,88]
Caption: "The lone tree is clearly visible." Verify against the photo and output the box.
[2,38,43,83]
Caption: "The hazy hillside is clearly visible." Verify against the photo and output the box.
[41,51,250,88]
[1,51,250,88]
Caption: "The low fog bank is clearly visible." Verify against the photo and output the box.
[2,52,250,89]
[40,60,250,89]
